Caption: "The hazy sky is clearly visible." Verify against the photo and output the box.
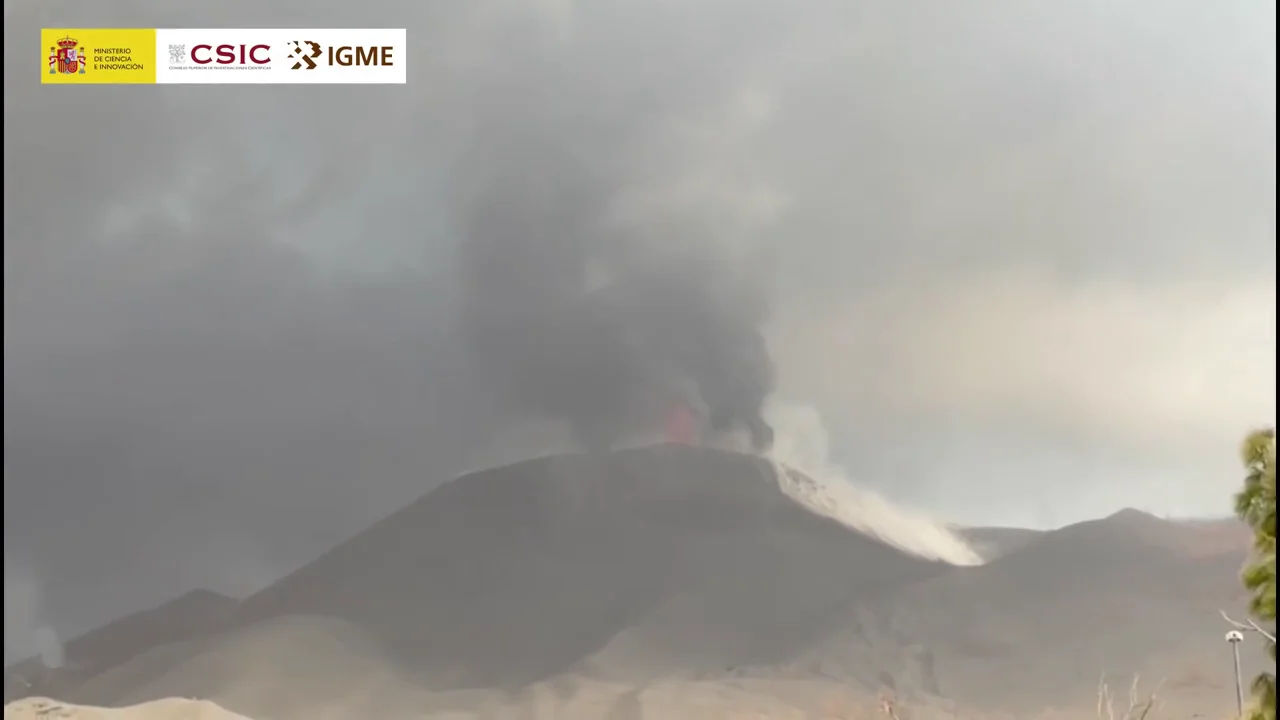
[4,0,1275,660]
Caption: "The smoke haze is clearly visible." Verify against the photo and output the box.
[454,97,778,450]
[5,0,1275,662]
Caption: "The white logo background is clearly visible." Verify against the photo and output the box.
[153,29,407,85]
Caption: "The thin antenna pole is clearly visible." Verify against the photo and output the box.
[1231,637,1245,717]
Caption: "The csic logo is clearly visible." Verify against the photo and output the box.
[286,39,396,70]
[287,41,323,70]
[48,36,87,75]
[191,43,270,65]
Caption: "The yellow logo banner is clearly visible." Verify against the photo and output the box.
[41,28,157,84]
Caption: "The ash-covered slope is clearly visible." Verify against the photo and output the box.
[232,445,947,688]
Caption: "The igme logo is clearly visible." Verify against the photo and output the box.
[287,40,322,70]
[286,40,396,70]
[326,45,396,67]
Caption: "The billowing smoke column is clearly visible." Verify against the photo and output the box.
[452,98,776,453]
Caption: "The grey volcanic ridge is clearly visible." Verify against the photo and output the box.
[4,446,1262,718]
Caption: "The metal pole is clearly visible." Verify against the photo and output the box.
[1231,636,1245,717]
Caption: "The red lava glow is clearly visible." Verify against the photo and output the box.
[664,403,697,445]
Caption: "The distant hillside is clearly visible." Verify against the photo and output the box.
[955,525,1046,560]
[802,509,1259,714]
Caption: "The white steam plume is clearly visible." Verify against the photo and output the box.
[763,403,984,566]
[4,560,65,668]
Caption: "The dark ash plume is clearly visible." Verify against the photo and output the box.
[452,83,776,452]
